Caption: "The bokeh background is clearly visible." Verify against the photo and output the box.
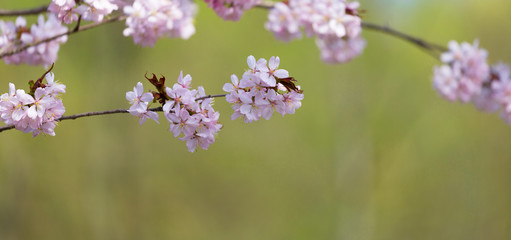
[1,0,511,239]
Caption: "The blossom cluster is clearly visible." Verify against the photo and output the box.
[123,0,197,47]
[126,55,302,151]
[223,55,304,123]
[204,0,261,21]
[433,40,511,124]
[127,72,221,152]
[0,15,68,66]
[265,0,366,63]
[49,0,119,24]
[0,72,66,137]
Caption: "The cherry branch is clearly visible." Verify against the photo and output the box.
[0,5,48,17]
[0,94,227,133]
[0,15,126,59]
[256,1,446,54]
[361,22,447,53]
[0,2,447,60]
[195,94,227,101]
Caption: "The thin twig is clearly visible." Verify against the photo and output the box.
[0,5,49,17]
[195,94,227,101]
[0,108,131,133]
[58,108,130,121]
[0,94,227,133]
[72,15,82,32]
[0,125,14,132]
[0,15,126,59]
[361,22,447,52]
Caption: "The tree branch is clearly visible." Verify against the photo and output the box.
[0,94,227,133]
[0,108,141,133]
[0,5,49,17]
[256,1,446,54]
[0,15,126,59]
[195,94,227,101]
[361,22,447,53]
[0,2,448,61]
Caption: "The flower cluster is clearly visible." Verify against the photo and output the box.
[433,40,511,124]
[0,15,68,66]
[433,40,489,103]
[223,55,304,123]
[265,0,365,63]
[204,0,261,21]
[126,72,221,152]
[0,71,66,137]
[49,0,119,24]
[123,0,197,47]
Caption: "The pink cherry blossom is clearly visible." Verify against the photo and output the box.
[265,2,301,42]
[204,0,261,21]
[0,15,68,67]
[129,71,221,152]
[265,0,365,63]
[48,0,78,24]
[316,36,366,63]
[433,40,489,103]
[76,0,119,23]
[123,0,197,47]
[256,56,289,87]
[225,55,303,123]
[126,82,154,111]
[491,64,511,113]
[50,0,119,23]
[0,72,66,137]
[126,82,159,124]
[161,72,221,152]
[44,72,66,96]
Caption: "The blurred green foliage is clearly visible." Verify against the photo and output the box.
[1,0,511,239]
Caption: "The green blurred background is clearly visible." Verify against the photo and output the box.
[1,0,511,239]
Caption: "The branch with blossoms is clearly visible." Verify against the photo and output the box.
[1,0,511,149]
[1,1,446,62]
[0,55,303,152]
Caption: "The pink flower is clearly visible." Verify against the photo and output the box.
[0,14,68,67]
[168,107,198,137]
[204,0,261,21]
[132,109,160,125]
[126,82,159,124]
[433,65,460,102]
[278,90,304,115]
[123,0,197,47]
[441,40,489,85]
[158,71,222,152]
[225,55,303,122]
[50,0,119,23]
[265,2,301,42]
[76,0,119,23]
[48,0,78,24]
[265,0,364,63]
[176,71,192,89]
[316,36,366,63]
[222,74,241,93]
[433,40,489,103]
[126,82,153,111]
[44,72,66,96]
[0,71,66,136]
[256,56,289,87]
